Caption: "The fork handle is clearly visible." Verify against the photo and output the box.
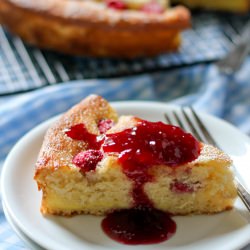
[216,42,250,74]
[236,178,250,211]
[216,20,250,74]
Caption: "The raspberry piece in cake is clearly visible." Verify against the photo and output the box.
[141,1,165,13]
[98,119,115,134]
[105,0,127,10]
[73,150,103,173]
[170,180,195,193]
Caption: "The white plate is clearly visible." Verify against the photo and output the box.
[3,202,44,250]
[2,101,250,250]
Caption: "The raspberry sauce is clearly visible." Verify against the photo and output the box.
[66,118,201,245]
[101,207,176,245]
[103,120,200,206]
[103,120,200,167]
[65,124,103,149]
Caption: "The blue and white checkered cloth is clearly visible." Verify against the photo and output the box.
[1,59,250,249]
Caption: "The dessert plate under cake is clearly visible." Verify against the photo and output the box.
[2,101,250,250]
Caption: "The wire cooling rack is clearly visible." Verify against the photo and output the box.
[0,11,249,96]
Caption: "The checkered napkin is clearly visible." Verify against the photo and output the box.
[1,61,250,249]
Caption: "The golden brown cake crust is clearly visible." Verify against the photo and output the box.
[35,95,118,178]
[0,0,190,57]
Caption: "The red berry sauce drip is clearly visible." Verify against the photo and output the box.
[101,207,176,245]
[103,120,200,166]
[103,120,200,206]
[66,119,201,245]
[66,120,200,205]
[65,123,103,150]
[120,160,153,206]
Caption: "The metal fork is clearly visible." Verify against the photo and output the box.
[216,20,250,74]
[164,107,250,212]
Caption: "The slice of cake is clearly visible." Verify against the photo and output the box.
[0,0,190,58]
[34,95,237,216]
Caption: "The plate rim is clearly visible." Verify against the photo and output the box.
[2,201,44,250]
